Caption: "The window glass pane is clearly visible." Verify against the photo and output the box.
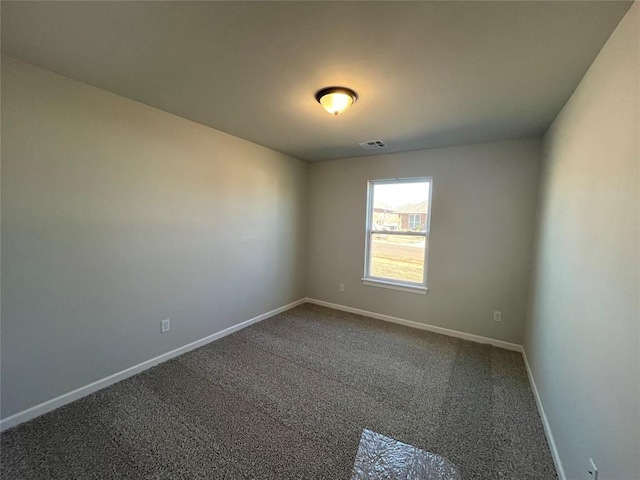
[371,182,429,232]
[369,233,426,284]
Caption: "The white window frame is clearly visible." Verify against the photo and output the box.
[362,177,433,294]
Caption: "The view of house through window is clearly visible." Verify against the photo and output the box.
[364,178,432,288]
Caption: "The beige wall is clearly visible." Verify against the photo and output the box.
[0,57,308,419]
[307,138,542,344]
[525,3,639,479]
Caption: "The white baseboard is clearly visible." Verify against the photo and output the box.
[0,298,306,432]
[304,298,523,352]
[522,350,566,480]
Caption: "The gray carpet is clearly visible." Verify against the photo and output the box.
[1,304,557,479]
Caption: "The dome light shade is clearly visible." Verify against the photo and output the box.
[315,87,358,116]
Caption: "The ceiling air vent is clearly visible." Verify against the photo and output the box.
[358,140,388,150]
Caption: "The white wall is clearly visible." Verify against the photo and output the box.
[525,3,639,479]
[307,138,542,344]
[0,57,308,419]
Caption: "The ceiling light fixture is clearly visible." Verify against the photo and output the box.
[315,87,358,116]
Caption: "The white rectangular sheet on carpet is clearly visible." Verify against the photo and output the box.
[351,429,461,480]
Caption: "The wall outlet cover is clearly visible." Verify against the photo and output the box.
[161,319,170,333]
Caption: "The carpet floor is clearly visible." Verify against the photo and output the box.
[1,304,557,479]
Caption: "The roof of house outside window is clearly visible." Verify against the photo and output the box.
[392,201,428,215]
[373,202,395,212]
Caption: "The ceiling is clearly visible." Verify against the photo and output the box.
[1,1,632,162]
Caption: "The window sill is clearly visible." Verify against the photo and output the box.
[361,278,428,295]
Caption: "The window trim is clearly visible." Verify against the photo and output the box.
[363,177,433,293]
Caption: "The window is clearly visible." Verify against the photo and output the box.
[363,178,432,293]
[408,213,421,230]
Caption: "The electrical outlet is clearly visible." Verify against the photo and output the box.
[339,284,345,292]
[493,311,502,322]
[161,319,170,333]
[588,458,598,480]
